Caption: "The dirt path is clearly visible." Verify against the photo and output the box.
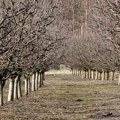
[0,74,120,120]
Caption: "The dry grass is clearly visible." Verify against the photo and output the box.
[45,69,71,75]
[0,74,120,120]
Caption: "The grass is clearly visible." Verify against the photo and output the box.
[45,68,71,75]
[1,74,120,120]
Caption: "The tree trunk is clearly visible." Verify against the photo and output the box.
[79,70,81,76]
[118,73,120,85]
[101,71,104,80]
[93,71,95,79]
[25,79,28,95]
[104,71,106,80]
[0,80,3,106]
[35,72,38,90]
[79,70,82,77]
[99,72,102,80]
[83,70,85,78]
[74,69,76,75]
[77,70,79,76]
[76,70,78,76]
[86,70,88,78]
[42,72,44,85]
[73,69,75,75]
[75,70,77,76]
[97,71,99,80]
[31,74,35,91]
[84,70,86,78]
[72,69,73,75]
[107,71,109,80]
[95,70,98,80]
[35,73,37,90]
[97,72,99,80]
[37,72,39,89]
[78,70,80,76]
[38,73,40,88]
[8,78,14,102]
[87,70,89,79]
[91,70,94,79]
[18,77,22,98]
[28,78,31,93]
[88,70,90,79]
[111,71,115,81]
[90,70,92,79]
[14,76,19,100]
[34,73,36,90]
[39,73,42,88]
[81,70,83,78]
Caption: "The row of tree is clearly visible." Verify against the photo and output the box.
[0,0,68,106]
[66,0,120,82]
[72,69,116,81]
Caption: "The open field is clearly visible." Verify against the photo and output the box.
[0,74,120,120]
[45,69,71,75]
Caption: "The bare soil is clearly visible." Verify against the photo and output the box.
[0,74,120,120]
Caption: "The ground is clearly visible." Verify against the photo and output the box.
[0,73,120,120]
